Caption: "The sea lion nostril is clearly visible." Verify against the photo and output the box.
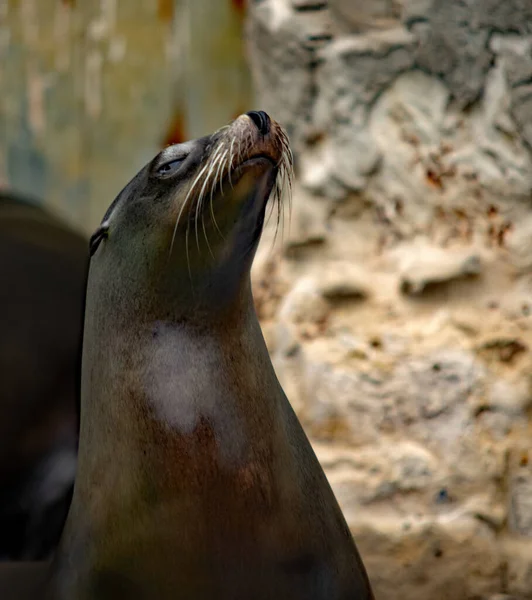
[246,110,270,135]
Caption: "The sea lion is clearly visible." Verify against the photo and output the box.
[0,561,51,600]
[46,110,375,599]
[0,193,86,561]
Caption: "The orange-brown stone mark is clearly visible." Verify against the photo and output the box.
[158,0,174,23]
[497,221,513,248]
[162,109,186,148]
[61,0,75,6]
[231,0,246,18]
[426,168,444,190]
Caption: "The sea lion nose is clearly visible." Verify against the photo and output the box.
[246,110,271,136]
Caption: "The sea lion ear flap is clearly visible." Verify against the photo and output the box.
[89,221,110,257]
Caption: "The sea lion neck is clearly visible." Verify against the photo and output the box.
[50,277,286,598]
[88,244,259,330]
[78,265,275,454]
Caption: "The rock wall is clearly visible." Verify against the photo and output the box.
[246,2,532,598]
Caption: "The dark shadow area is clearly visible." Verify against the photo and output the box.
[0,192,87,560]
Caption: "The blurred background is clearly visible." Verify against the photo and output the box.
[1,1,532,598]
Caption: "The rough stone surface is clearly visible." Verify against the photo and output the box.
[398,246,482,296]
[247,1,532,598]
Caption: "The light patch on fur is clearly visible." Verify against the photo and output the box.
[143,322,248,465]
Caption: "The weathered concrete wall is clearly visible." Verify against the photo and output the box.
[0,0,251,233]
[247,2,532,598]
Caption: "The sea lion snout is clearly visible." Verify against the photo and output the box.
[245,110,271,136]
[228,110,284,169]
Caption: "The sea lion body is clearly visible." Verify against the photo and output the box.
[0,561,51,599]
[0,194,86,560]
[49,112,374,599]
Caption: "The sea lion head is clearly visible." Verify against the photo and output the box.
[88,111,292,320]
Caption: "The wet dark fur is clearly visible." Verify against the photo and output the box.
[0,193,87,561]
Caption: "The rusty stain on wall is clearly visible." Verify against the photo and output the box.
[162,109,187,147]
[158,0,174,23]
[231,0,246,18]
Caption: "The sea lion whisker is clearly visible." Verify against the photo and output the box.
[206,146,224,198]
[247,130,254,160]
[265,199,280,257]
[228,137,236,189]
[268,154,292,253]
[194,153,219,253]
[213,148,228,190]
[213,123,230,137]
[223,148,234,191]
[169,161,211,258]
[207,144,224,178]
[280,141,294,234]
[218,149,229,197]
[196,150,222,256]
[210,149,227,240]
[209,199,224,240]
[194,187,204,254]
[281,160,293,237]
[208,147,229,239]
[280,179,287,246]
[283,146,293,178]
[272,185,282,249]
[282,129,294,163]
